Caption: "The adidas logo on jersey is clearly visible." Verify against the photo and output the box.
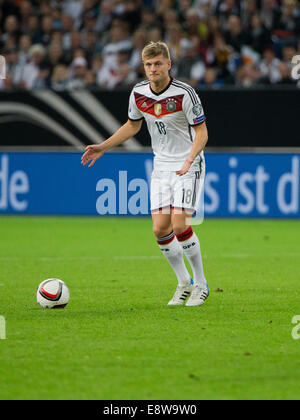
[141,102,147,108]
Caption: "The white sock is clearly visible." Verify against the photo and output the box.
[176,227,207,288]
[156,231,191,286]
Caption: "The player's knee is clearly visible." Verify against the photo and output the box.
[173,225,190,236]
[153,225,172,238]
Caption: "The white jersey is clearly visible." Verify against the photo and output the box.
[128,78,206,171]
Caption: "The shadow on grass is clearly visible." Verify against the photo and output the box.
[27,302,190,318]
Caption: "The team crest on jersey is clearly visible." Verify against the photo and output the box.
[134,92,184,118]
[166,99,177,112]
[192,104,202,116]
[154,103,162,116]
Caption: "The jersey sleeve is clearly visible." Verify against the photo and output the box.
[182,88,206,127]
[128,89,144,121]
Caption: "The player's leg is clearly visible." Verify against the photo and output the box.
[172,211,209,306]
[151,171,192,305]
[172,171,209,306]
[152,211,191,287]
[172,211,207,288]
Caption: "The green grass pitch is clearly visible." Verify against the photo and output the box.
[0,216,300,400]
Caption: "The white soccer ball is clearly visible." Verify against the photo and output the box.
[36,278,70,309]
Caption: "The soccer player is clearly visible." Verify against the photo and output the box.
[81,41,209,307]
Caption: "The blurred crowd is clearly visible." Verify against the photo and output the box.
[0,0,300,91]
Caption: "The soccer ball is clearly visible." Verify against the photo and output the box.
[36,278,70,309]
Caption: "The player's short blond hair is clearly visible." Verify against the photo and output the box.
[142,41,171,62]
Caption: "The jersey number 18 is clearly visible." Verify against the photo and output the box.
[155,121,167,135]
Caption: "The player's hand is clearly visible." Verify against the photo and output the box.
[81,144,105,168]
[176,158,193,176]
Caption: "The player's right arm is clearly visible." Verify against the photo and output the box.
[81,118,143,168]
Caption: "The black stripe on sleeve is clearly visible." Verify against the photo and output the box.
[172,80,198,105]
[172,82,197,106]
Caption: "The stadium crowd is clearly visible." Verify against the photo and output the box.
[0,0,299,90]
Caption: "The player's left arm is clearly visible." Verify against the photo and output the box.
[176,121,208,176]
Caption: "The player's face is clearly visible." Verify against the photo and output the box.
[144,55,171,83]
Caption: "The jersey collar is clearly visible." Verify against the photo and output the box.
[149,77,173,96]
